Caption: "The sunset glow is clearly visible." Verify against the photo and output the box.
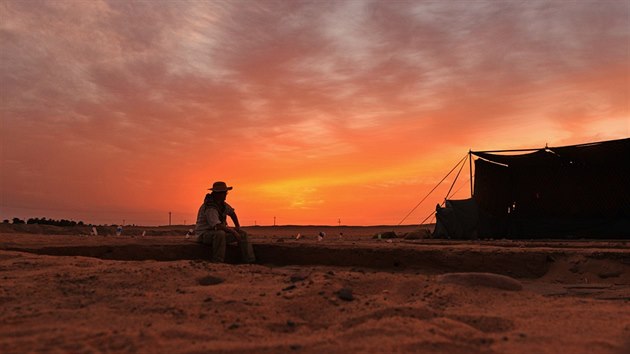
[1,0,628,226]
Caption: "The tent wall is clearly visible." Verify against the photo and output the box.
[434,199,479,239]
[472,138,630,238]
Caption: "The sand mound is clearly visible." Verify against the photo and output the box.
[2,233,630,353]
[437,272,523,291]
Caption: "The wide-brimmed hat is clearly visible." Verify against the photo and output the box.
[208,181,233,192]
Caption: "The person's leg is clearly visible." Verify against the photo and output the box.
[206,230,227,262]
[237,230,256,263]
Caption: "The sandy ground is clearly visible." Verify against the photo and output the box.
[1,227,630,353]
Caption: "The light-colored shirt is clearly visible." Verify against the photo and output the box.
[195,199,235,236]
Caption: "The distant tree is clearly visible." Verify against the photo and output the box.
[15,217,85,226]
[62,219,76,227]
[2,219,9,224]
[12,217,25,224]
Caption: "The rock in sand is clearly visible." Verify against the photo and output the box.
[336,287,354,301]
[198,275,225,286]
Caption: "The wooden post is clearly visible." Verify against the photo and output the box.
[469,150,473,197]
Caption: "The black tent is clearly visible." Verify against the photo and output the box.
[434,138,630,239]
[433,198,479,239]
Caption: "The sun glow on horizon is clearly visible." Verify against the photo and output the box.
[1,0,628,225]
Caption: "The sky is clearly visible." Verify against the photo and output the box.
[1,0,629,226]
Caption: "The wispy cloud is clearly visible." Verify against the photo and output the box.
[1,0,628,224]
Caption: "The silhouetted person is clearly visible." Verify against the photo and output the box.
[195,181,255,263]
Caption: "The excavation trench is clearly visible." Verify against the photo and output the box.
[6,242,629,279]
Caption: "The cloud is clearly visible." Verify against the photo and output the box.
[1,0,628,224]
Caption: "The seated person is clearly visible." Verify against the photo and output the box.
[195,181,255,263]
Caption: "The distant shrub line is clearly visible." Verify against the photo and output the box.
[3,217,85,227]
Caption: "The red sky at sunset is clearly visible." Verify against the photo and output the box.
[1,0,628,226]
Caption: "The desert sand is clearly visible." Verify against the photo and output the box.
[1,225,629,353]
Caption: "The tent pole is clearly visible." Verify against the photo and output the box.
[469,150,473,197]
[397,154,468,226]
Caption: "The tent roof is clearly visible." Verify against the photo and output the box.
[470,137,629,167]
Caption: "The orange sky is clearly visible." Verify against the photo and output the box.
[1,0,629,226]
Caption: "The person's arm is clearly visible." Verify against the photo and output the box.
[215,222,241,240]
[205,208,221,229]
[226,204,241,230]
[207,207,241,240]
[229,212,241,230]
